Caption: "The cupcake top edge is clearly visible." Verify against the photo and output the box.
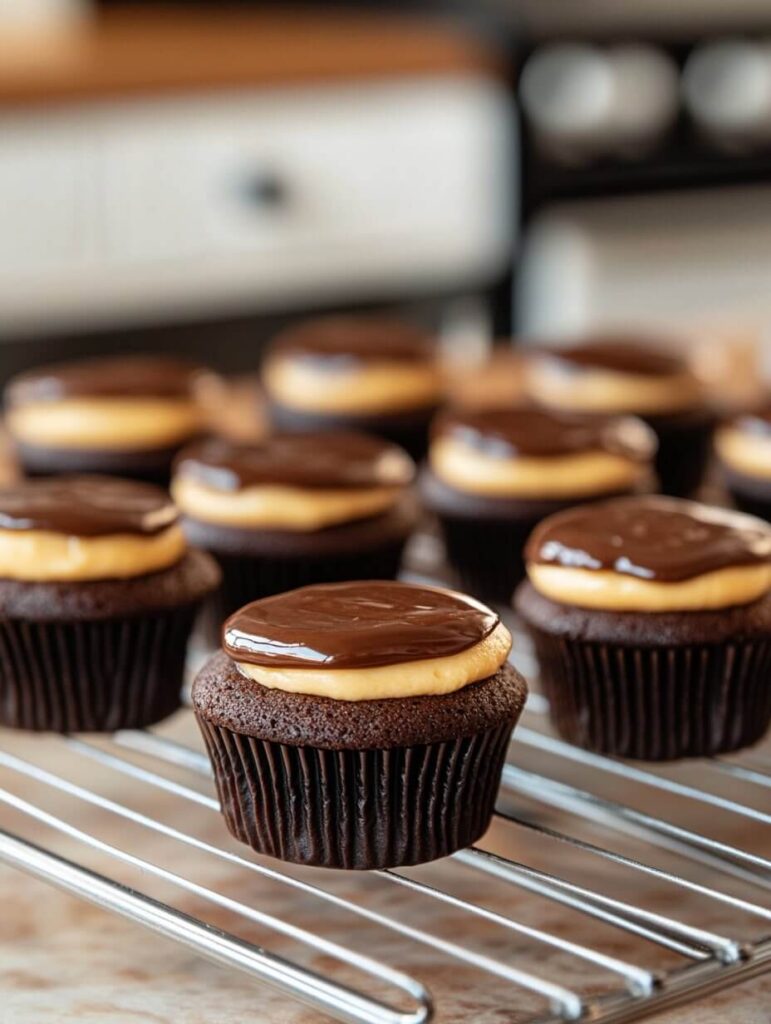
[173,433,415,493]
[532,338,688,379]
[526,495,771,584]
[266,315,436,367]
[5,354,207,406]
[223,580,503,671]
[432,407,656,461]
[0,475,179,536]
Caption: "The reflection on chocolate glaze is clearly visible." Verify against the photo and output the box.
[175,434,415,492]
[433,407,655,461]
[526,496,771,581]
[536,338,687,378]
[6,355,205,405]
[733,404,771,438]
[268,316,435,367]
[223,580,498,668]
[0,476,178,536]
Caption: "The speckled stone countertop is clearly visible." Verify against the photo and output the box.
[1,698,768,1024]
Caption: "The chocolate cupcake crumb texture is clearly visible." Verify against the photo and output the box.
[527,497,771,582]
[223,580,498,669]
[0,476,178,536]
[6,355,203,405]
[175,434,414,493]
[434,407,654,460]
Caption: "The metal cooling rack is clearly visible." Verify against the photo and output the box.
[0,539,769,1023]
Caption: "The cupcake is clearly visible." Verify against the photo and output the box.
[526,337,714,497]
[515,495,771,760]
[715,404,771,521]
[172,433,417,640]
[262,315,443,459]
[5,354,210,482]
[193,580,528,869]
[421,406,656,603]
[0,476,220,732]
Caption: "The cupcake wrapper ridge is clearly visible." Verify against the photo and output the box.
[197,717,513,869]
[530,628,771,760]
[0,606,198,732]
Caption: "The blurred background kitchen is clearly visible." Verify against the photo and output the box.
[3,0,771,413]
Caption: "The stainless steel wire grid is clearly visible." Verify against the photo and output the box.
[0,536,769,1023]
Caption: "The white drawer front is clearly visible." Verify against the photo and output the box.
[0,78,514,334]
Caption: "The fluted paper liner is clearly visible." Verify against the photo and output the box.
[438,515,536,605]
[530,628,771,760]
[0,606,198,733]
[197,717,514,869]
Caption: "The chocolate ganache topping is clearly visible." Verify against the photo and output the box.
[537,338,687,378]
[224,580,499,669]
[434,407,655,460]
[175,434,415,492]
[269,316,435,367]
[731,404,771,438]
[0,476,178,536]
[6,355,204,405]
[526,496,771,582]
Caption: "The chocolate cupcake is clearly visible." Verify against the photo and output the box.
[0,476,220,732]
[715,404,771,521]
[5,354,210,482]
[421,407,656,603]
[526,337,714,497]
[515,496,771,760]
[193,580,528,869]
[172,433,418,641]
[262,315,443,459]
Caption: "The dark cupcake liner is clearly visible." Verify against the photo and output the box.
[0,606,198,732]
[437,514,536,605]
[267,400,437,461]
[645,410,715,498]
[14,438,190,485]
[198,540,407,648]
[196,716,513,869]
[527,627,771,760]
[720,463,771,522]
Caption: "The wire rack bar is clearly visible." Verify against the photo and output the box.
[511,727,771,825]
[500,764,771,886]
[0,827,429,1024]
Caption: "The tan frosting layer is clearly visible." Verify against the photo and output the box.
[715,425,771,480]
[172,475,401,531]
[7,398,202,451]
[430,435,646,498]
[235,620,511,700]
[528,563,771,611]
[263,357,442,415]
[528,362,701,415]
[0,523,186,581]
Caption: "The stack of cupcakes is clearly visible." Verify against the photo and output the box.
[171,432,418,636]
[262,315,443,459]
[421,406,656,602]
[526,336,714,497]
[4,354,210,483]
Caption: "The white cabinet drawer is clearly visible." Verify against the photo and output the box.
[0,77,514,334]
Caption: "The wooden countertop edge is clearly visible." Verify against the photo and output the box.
[0,6,506,108]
